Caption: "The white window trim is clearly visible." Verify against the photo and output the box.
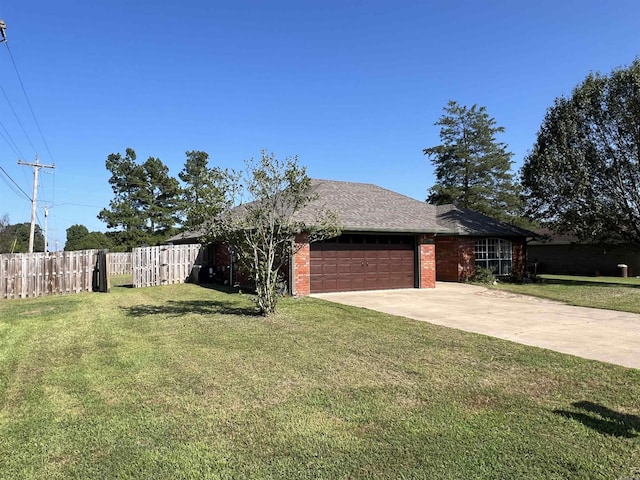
[474,238,513,276]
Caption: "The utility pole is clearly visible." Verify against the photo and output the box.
[18,156,55,253]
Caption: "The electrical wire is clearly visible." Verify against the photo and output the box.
[0,171,28,199]
[0,119,25,159]
[4,42,55,164]
[55,202,104,208]
[0,164,30,200]
[0,84,38,156]
[0,25,59,250]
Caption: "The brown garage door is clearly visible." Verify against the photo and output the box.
[310,235,415,293]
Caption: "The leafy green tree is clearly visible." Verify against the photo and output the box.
[0,221,44,253]
[64,224,113,251]
[522,60,640,246]
[179,150,227,231]
[203,150,340,315]
[424,101,523,223]
[65,224,90,250]
[78,232,113,250]
[98,148,181,249]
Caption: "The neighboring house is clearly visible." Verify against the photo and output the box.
[168,179,534,295]
[528,229,639,277]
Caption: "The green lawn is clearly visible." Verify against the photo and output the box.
[0,280,638,479]
[492,274,640,314]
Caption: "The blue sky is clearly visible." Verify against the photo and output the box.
[0,0,638,250]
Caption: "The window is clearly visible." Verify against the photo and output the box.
[474,238,512,275]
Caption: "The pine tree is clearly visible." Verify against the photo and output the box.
[178,150,227,232]
[98,148,181,249]
[424,101,522,223]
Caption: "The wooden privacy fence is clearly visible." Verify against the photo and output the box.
[132,244,202,288]
[109,252,132,275]
[0,250,102,299]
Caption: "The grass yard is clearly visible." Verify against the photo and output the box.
[0,279,638,479]
[492,274,640,314]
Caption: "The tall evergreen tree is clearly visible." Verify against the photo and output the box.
[178,150,227,231]
[98,148,146,248]
[424,101,522,223]
[138,156,181,235]
[98,148,181,249]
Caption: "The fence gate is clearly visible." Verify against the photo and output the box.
[132,244,202,288]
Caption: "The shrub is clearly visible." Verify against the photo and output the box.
[471,266,496,284]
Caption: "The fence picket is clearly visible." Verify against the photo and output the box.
[109,252,132,275]
[0,250,100,300]
[131,244,201,288]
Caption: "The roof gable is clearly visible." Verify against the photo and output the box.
[435,204,535,237]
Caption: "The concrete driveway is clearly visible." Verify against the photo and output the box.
[312,282,640,369]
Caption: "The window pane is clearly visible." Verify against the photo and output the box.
[475,238,514,275]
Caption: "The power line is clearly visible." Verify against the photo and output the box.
[55,202,104,208]
[0,119,25,158]
[0,17,58,247]
[4,42,56,164]
[0,83,38,155]
[0,164,30,200]
[0,171,29,199]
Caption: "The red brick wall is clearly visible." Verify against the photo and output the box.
[434,237,459,281]
[436,236,528,281]
[511,239,526,278]
[419,234,436,288]
[292,234,310,296]
[435,237,475,281]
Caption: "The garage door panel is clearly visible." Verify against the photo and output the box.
[337,263,354,274]
[310,237,415,293]
[372,262,390,274]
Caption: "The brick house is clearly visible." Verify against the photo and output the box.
[527,229,639,277]
[169,179,533,295]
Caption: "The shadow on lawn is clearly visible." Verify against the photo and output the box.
[554,401,640,438]
[123,300,259,318]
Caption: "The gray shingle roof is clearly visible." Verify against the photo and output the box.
[435,204,535,237]
[167,179,535,242]
[296,179,448,233]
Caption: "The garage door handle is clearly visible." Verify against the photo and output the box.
[361,262,369,266]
